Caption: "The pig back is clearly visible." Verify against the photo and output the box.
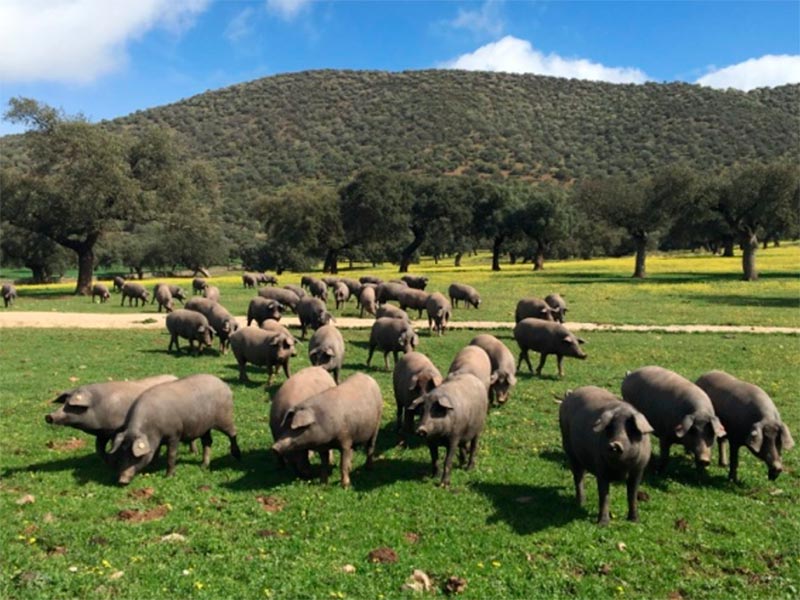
[393,352,442,405]
[305,373,383,444]
[428,373,488,438]
[469,334,514,375]
[448,346,492,389]
[270,367,337,440]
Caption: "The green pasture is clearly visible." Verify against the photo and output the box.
[1,326,799,598]
[3,244,799,327]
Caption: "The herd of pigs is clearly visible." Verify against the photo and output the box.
[42,272,793,525]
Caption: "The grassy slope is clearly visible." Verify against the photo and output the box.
[3,244,799,327]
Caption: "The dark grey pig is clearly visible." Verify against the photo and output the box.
[271,373,383,488]
[367,317,419,370]
[333,281,350,310]
[247,297,283,327]
[393,351,443,434]
[401,275,429,290]
[469,334,517,405]
[166,309,213,355]
[448,345,494,391]
[2,283,17,307]
[545,293,568,323]
[203,285,220,303]
[696,370,794,481]
[258,286,300,312]
[410,373,488,486]
[112,276,125,292]
[375,303,409,322]
[621,366,726,472]
[359,286,377,318]
[322,276,340,287]
[397,288,430,318]
[256,273,278,286]
[120,282,149,307]
[448,283,481,309]
[514,318,587,378]
[186,297,239,354]
[359,275,383,285]
[339,278,362,298]
[242,273,257,288]
[270,366,337,477]
[559,386,653,525]
[91,283,110,303]
[514,297,555,323]
[153,283,174,312]
[296,296,333,339]
[283,284,306,299]
[45,375,178,462]
[192,277,208,294]
[168,285,187,303]
[110,374,241,485]
[307,278,328,302]
[308,324,345,383]
[229,326,296,384]
[375,281,407,304]
[425,292,452,336]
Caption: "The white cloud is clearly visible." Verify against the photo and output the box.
[0,0,209,84]
[266,0,312,21]
[225,7,256,42]
[695,55,800,91]
[450,1,505,37]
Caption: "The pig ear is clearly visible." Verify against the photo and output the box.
[780,423,794,451]
[197,325,206,333]
[592,410,615,432]
[109,432,125,455]
[577,338,586,345]
[408,396,425,410]
[291,408,316,429]
[489,372,499,385]
[710,416,726,439]
[436,396,454,410]
[69,392,91,408]
[324,348,335,357]
[507,373,517,387]
[132,437,151,458]
[562,335,572,344]
[747,422,764,453]
[408,375,419,391]
[53,391,72,404]
[632,412,654,435]
[674,415,694,438]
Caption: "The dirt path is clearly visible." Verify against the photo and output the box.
[0,311,797,334]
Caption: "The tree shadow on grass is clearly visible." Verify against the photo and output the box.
[3,454,116,486]
[139,348,221,359]
[471,481,586,533]
[689,294,800,309]
[351,457,430,491]
[218,448,298,491]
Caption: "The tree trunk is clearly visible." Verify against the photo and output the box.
[533,250,545,271]
[399,230,425,273]
[722,238,735,257]
[30,265,47,284]
[433,254,439,265]
[75,246,95,295]
[323,248,339,274]
[454,252,462,267]
[741,231,758,281]
[632,235,647,278]
[491,236,504,272]
[508,252,517,265]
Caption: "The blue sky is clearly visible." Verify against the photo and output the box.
[1,1,798,135]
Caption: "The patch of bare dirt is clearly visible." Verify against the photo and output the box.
[117,505,170,523]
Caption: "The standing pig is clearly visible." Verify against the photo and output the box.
[307,278,328,302]
[152,283,174,313]
[192,277,208,294]
[621,366,726,472]
[359,286,377,317]
[397,288,430,318]
[559,386,653,525]
[545,293,568,323]
[696,370,794,481]
[401,275,429,290]
[283,284,306,299]
[91,283,110,303]
[308,325,346,383]
[271,373,383,488]
[110,374,241,484]
[410,373,488,486]
[359,275,383,285]
[514,297,555,323]
[229,326,296,384]
[333,281,350,310]
[203,285,221,303]
[376,304,409,322]
[246,297,283,327]
[375,281,407,304]
[242,273,257,288]
[112,276,125,292]
[120,282,149,307]
[393,352,443,434]
[186,297,240,354]
[257,273,278,286]
[168,285,187,303]
[469,334,517,405]
[425,292,452,336]
[367,317,419,370]
[259,287,300,312]
[45,375,178,462]
[270,367,337,476]
[448,345,494,392]
[448,283,481,309]
[166,309,214,355]
[296,296,333,339]
[514,318,587,378]
[340,278,362,298]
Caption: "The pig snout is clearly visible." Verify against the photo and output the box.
[118,466,136,486]
[272,439,293,455]
[608,441,624,454]
[416,425,429,438]
[768,463,783,480]
[45,414,55,424]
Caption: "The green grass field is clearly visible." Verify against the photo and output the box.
[1,325,799,598]
[3,244,799,327]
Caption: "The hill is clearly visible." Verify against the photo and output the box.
[3,69,799,203]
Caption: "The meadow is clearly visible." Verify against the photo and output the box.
[1,247,799,599]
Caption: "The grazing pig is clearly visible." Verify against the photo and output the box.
[425,292,452,336]
[168,285,187,303]
[112,276,125,292]
[339,278,362,298]
[110,374,241,484]
[296,296,333,339]
[401,275,429,290]
[469,334,517,405]
[359,286,377,317]
[120,282,149,307]
[229,326,296,384]
[375,281,407,304]
[246,297,283,327]
[367,317,419,370]
[203,285,220,303]
[283,284,306,299]
[45,375,178,462]
[257,273,277,286]
[166,309,213,355]
[260,319,296,340]
[91,283,110,303]
[307,278,328,302]
[514,297,555,323]
[192,277,208,294]
[376,303,409,322]
[448,283,481,309]
[186,297,239,354]
[271,373,383,488]
[259,287,300,312]
[448,346,494,391]
[559,386,653,525]
[393,352,443,434]
[152,283,174,313]
[397,288,429,318]
[322,276,340,287]
[696,370,794,481]
[333,281,350,310]
[242,273,257,289]
[308,325,346,383]
[270,366,337,476]
[545,293,568,323]
[621,366,726,472]
[410,373,488,486]
[514,318,587,378]
[359,275,383,285]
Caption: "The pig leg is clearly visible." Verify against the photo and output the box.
[570,463,586,505]
[517,349,533,373]
[428,443,440,477]
[96,436,110,463]
[396,402,404,432]
[320,450,331,484]
[718,437,729,467]
[168,334,179,353]
[201,432,213,468]
[165,438,180,477]
[657,438,672,473]
[283,360,291,380]
[465,437,479,470]
[366,345,375,367]
[626,470,643,522]
[365,429,378,470]
[383,351,391,371]
[556,355,564,378]
[728,443,741,482]
[596,477,611,525]
[237,360,250,382]
[535,353,548,376]
[440,440,459,487]
[340,443,353,488]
